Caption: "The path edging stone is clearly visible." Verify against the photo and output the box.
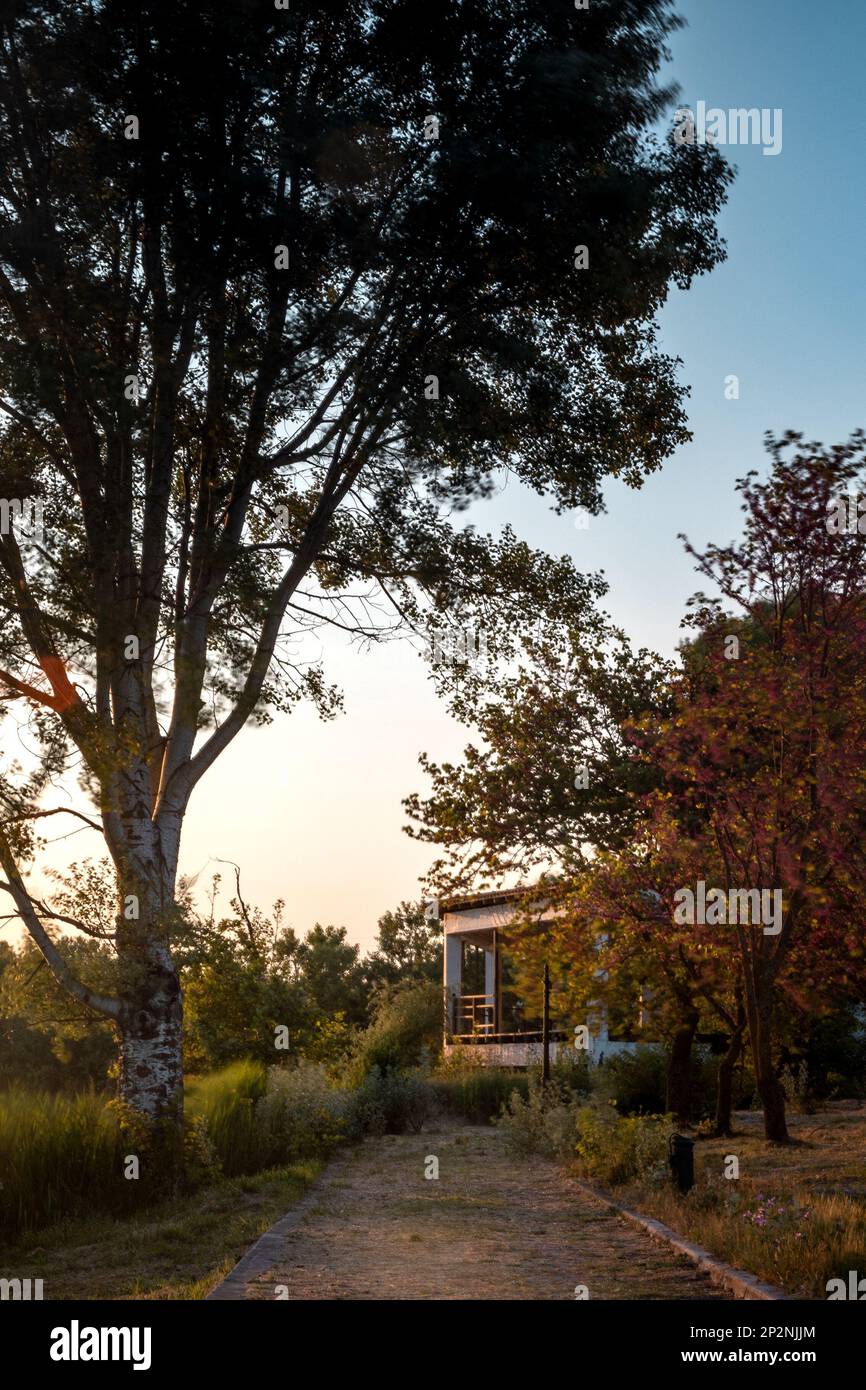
[205,1151,348,1301]
[571,1177,789,1301]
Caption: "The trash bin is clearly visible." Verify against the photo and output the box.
[668,1133,695,1193]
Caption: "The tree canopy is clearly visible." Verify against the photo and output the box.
[0,0,731,1122]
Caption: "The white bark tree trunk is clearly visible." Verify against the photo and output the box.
[118,953,184,1120]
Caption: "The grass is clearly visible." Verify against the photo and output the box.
[0,1059,333,1244]
[430,1067,530,1124]
[616,1107,866,1298]
[0,1160,320,1300]
[186,1059,269,1177]
[0,1086,134,1238]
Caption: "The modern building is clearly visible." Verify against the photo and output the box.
[441,888,643,1068]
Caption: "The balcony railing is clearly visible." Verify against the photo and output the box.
[447,991,568,1045]
[452,993,496,1036]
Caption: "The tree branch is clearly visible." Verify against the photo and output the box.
[0,830,121,1018]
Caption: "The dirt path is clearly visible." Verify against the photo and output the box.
[235,1122,731,1301]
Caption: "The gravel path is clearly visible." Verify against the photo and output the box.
[237,1122,731,1301]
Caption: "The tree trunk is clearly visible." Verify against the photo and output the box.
[116,949,184,1189]
[118,959,183,1120]
[666,1008,699,1123]
[740,946,789,1143]
[752,999,788,1143]
[113,830,185,1183]
[713,1023,745,1137]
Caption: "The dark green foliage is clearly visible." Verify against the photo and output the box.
[406,632,676,886]
[0,937,117,1091]
[345,1069,436,1137]
[363,901,442,992]
[430,1067,531,1124]
[292,925,367,1025]
[350,981,443,1078]
[594,1048,667,1115]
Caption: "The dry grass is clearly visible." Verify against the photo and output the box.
[619,1106,866,1298]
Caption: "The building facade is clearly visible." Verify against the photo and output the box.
[442,888,642,1068]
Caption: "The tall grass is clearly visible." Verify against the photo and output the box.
[0,1062,274,1239]
[186,1060,268,1177]
[0,1087,132,1239]
[1,1058,437,1241]
[430,1066,530,1123]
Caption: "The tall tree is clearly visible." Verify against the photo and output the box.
[363,900,441,993]
[0,0,730,1141]
[405,623,672,890]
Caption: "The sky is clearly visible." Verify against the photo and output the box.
[31,0,866,953]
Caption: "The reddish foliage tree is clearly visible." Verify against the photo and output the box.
[641,434,866,1140]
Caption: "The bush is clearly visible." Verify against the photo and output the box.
[187,1060,352,1174]
[592,1048,666,1115]
[594,1046,757,1123]
[498,1077,581,1161]
[255,1063,347,1161]
[350,981,442,1079]
[573,1103,670,1186]
[551,1052,593,1098]
[497,1077,670,1186]
[345,1069,436,1137]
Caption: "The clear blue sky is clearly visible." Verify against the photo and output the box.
[42,0,866,949]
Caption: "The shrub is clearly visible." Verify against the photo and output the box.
[574,1103,670,1186]
[255,1063,347,1161]
[550,1053,593,1098]
[497,1077,581,1161]
[592,1048,666,1115]
[345,1069,436,1137]
[497,1076,670,1186]
[350,981,442,1080]
[430,1063,530,1124]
